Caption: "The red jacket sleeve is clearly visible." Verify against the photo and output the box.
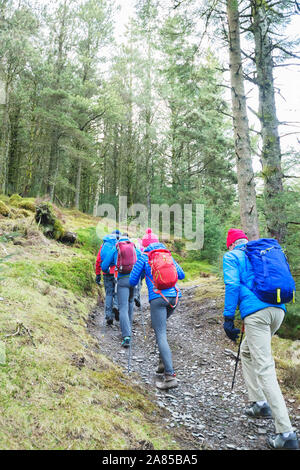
[95,245,103,275]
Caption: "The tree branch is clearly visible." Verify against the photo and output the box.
[79,111,106,131]
[273,45,300,60]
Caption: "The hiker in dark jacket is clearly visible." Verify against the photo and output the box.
[102,234,142,348]
[129,236,185,390]
[223,228,299,450]
[97,230,120,325]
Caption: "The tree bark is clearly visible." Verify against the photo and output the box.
[226,0,260,240]
[251,0,286,242]
[0,79,10,194]
[75,160,82,210]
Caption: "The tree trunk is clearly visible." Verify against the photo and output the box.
[226,0,260,240]
[145,2,152,212]
[0,80,10,194]
[47,0,68,201]
[93,170,102,217]
[47,129,59,200]
[7,102,21,194]
[251,0,286,242]
[75,160,82,209]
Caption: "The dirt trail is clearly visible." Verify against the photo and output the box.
[88,283,300,451]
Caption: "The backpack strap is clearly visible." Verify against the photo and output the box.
[146,275,179,309]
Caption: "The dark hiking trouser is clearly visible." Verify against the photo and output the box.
[149,296,177,376]
[103,274,118,321]
[117,276,135,338]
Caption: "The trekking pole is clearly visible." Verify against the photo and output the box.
[140,307,147,340]
[231,323,245,392]
[128,334,133,374]
[101,314,106,338]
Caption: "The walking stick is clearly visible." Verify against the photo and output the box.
[231,323,245,392]
[140,307,147,340]
[128,335,133,374]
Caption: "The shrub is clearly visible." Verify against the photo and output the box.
[278,301,300,341]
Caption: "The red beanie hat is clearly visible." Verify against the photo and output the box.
[142,228,159,248]
[226,228,248,249]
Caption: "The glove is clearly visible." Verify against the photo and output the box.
[95,274,101,285]
[223,319,240,342]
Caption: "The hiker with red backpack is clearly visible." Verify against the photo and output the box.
[223,228,299,450]
[96,230,120,326]
[129,230,185,390]
[101,234,142,348]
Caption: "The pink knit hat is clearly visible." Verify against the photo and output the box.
[142,228,159,248]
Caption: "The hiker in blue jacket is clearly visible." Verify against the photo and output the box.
[129,238,185,390]
[99,230,120,326]
[223,228,299,450]
[102,234,142,348]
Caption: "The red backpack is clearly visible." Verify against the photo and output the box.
[148,249,178,289]
[147,249,179,308]
[116,240,137,274]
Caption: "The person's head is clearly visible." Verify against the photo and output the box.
[111,229,120,240]
[142,228,159,248]
[226,228,248,251]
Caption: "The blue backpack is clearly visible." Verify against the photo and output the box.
[245,238,296,305]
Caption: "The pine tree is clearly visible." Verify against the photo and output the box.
[226,0,259,240]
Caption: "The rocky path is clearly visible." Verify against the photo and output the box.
[88,284,300,451]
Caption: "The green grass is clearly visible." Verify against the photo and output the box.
[75,226,101,256]
[40,258,95,296]
[173,252,213,283]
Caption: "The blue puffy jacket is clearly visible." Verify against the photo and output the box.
[101,236,142,279]
[223,244,286,320]
[100,234,119,274]
[129,242,185,302]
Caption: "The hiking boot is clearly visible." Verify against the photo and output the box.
[121,337,130,348]
[106,318,113,326]
[156,360,165,374]
[113,307,119,322]
[156,373,178,390]
[245,402,272,419]
[267,432,299,450]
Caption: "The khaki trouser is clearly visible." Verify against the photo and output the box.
[241,307,292,433]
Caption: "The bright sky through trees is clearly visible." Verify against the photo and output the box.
[115,0,300,161]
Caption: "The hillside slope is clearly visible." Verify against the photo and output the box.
[0,198,195,450]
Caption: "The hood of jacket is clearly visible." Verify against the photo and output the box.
[143,242,167,253]
[102,234,118,244]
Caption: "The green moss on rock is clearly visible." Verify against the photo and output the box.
[9,193,22,204]
[35,202,65,241]
[0,200,10,216]
[9,195,36,212]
